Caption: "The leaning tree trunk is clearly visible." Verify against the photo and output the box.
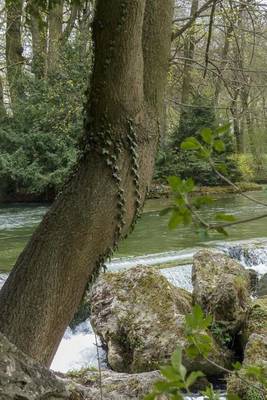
[0,0,174,367]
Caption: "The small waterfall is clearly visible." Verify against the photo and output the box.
[51,320,105,373]
[0,273,7,289]
[220,241,267,275]
[108,249,199,271]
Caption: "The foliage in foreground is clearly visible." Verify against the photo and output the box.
[161,123,267,239]
[148,125,267,399]
[145,305,267,400]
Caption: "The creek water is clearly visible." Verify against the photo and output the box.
[1,189,267,399]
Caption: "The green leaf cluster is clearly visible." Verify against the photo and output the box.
[144,347,204,400]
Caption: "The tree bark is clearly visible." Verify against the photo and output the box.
[47,0,63,75]
[0,0,174,367]
[214,24,233,105]
[61,0,81,45]
[28,0,47,78]
[180,0,198,108]
[6,0,24,105]
[0,76,6,117]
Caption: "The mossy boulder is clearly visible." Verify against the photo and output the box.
[90,266,232,376]
[227,334,267,400]
[242,296,267,345]
[192,250,250,335]
[227,298,267,399]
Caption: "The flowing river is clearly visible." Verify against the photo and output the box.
[1,189,267,399]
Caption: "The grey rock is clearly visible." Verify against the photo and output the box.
[0,332,68,400]
[192,250,250,335]
[65,369,165,400]
[257,273,267,297]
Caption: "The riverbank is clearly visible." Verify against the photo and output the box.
[0,181,262,203]
[148,181,263,199]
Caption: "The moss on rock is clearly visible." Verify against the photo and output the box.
[192,250,250,335]
[90,266,232,376]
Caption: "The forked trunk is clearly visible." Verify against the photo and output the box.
[0,0,174,367]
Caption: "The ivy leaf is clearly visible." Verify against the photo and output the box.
[186,343,200,359]
[215,213,236,222]
[215,226,229,236]
[197,227,210,241]
[213,140,225,152]
[200,128,213,144]
[232,361,242,371]
[216,163,228,175]
[159,207,173,216]
[168,210,183,229]
[201,384,221,399]
[181,137,201,150]
[171,347,183,371]
[215,123,231,135]
[182,209,192,226]
[154,381,173,392]
[183,177,195,193]
[186,305,212,331]
[160,365,180,381]
[193,195,213,209]
[199,148,211,159]
[185,371,204,389]
[168,176,183,192]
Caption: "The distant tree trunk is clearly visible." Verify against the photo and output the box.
[0,77,6,117]
[0,0,174,367]
[76,0,94,60]
[6,0,24,106]
[230,89,244,153]
[61,0,81,44]
[47,0,63,74]
[214,24,233,105]
[175,0,198,147]
[28,1,47,78]
[180,0,198,107]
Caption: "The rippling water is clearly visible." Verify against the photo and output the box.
[1,189,267,272]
